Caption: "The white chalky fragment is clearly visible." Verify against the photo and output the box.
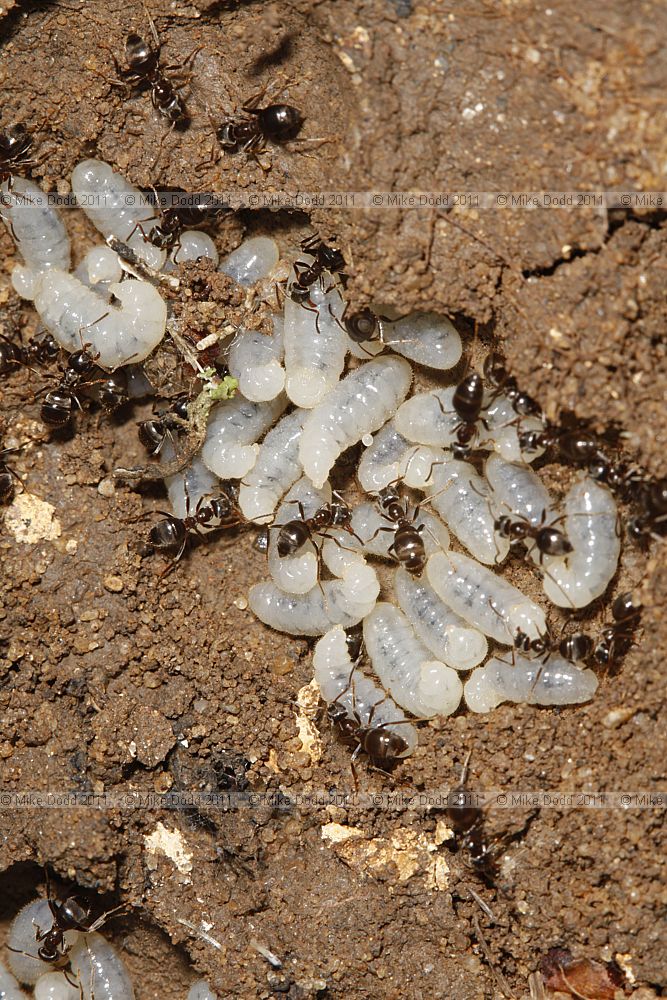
[394,386,462,447]
[313,625,418,755]
[541,475,621,608]
[173,231,219,266]
[201,393,287,480]
[238,408,306,524]
[356,420,446,492]
[0,178,71,281]
[71,159,166,270]
[350,501,449,561]
[219,236,279,286]
[283,279,348,407]
[300,357,412,488]
[31,269,167,367]
[268,478,331,594]
[485,453,556,526]
[7,900,79,985]
[424,459,509,565]
[381,312,462,370]
[187,982,219,1000]
[426,550,547,645]
[464,654,599,712]
[33,972,81,1000]
[69,932,135,1000]
[228,319,285,402]
[0,960,29,999]
[363,603,463,717]
[394,568,488,670]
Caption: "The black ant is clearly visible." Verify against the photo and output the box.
[148,483,244,571]
[494,508,573,564]
[367,483,437,575]
[0,444,23,503]
[217,90,303,155]
[275,494,359,558]
[0,123,34,185]
[433,370,488,460]
[289,235,346,303]
[628,477,667,544]
[594,591,642,666]
[129,193,229,257]
[0,331,59,376]
[483,351,542,418]
[39,346,127,428]
[513,625,593,665]
[137,397,190,455]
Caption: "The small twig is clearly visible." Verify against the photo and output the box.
[249,938,282,969]
[472,914,514,999]
[177,918,223,952]
[106,236,180,289]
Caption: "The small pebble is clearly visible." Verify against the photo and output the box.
[104,575,124,593]
[97,477,116,497]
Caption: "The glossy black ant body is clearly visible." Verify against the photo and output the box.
[327,679,413,774]
[445,754,501,883]
[513,626,593,665]
[0,332,59,376]
[275,495,358,557]
[494,509,573,563]
[149,484,243,568]
[0,123,34,184]
[0,446,22,503]
[217,93,303,155]
[594,591,642,666]
[369,484,429,575]
[628,477,667,544]
[137,397,189,455]
[39,347,127,428]
[289,235,346,303]
[131,194,229,256]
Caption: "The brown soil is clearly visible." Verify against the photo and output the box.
[0,1,665,998]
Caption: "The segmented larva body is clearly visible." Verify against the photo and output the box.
[541,474,621,608]
[483,392,546,462]
[6,899,79,985]
[71,159,166,270]
[34,972,80,1000]
[424,459,509,566]
[394,568,488,671]
[68,932,135,1000]
[426,550,547,645]
[362,602,463,717]
[356,420,445,493]
[313,625,418,755]
[464,654,599,713]
[283,278,348,408]
[378,312,463,370]
[299,356,412,488]
[485,453,556,526]
[30,269,167,368]
[201,393,287,480]
[267,478,330,595]
[237,409,307,524]
[219,236,279,287]
[0,178,71,293]
[165,452,221,528]
[393,386,462,448]
[172,231,219,266]
[349,500,450,561]
[228,319,285,402]
[0,959,29,999]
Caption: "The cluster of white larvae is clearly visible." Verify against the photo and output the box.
[1,160,623,761]
[0,897,217,999]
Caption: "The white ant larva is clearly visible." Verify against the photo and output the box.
[482,391,547,463]
[68,931,135,1000]
[169,230,219,267]
[227,318,285,402]
[71,159,166,271]
[219,236,280,287]
[313,625,419,760]
[362,602,463,717]
[0,177,71,297]
[426,550,548,645]
[393,386,463,448]
[187,981,219,1000]
[423,458,509,566]
[0,958,30,998]
[267,478,331,595]
[33,971,81,999]
[349,500,450,563]
[299,356,413,489]
[201,392,287,480]
[379,312,463,370]
[164,451,223,529]
[237,409,307,524]
[393,567,488,671]
[356,420,445,493]
[30,268,167,368]
[485,453,556,527]
[6,898,80,986]
[464,653,599,713]
[540,474,621,609]
[282,278,348,408]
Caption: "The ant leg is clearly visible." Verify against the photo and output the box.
[150,120,176,173]
[363,523,395,545]
[125,220,153,245]
[171,238,185,265]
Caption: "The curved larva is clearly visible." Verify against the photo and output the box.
[34,971,81,1000]
[201,393,287,480]
[299,357,413,488]
[228,320,285,402]
[173,232,219,266]
[0,178,71,283]
[6,899,80,985]
[483,393,545,463]
[424,460,509,565]
[219,236,279,286]
[31,269,167,368]
[464,654,599,713]
[0,960,29,999]
[394,568,488,671]
[249,570,379,636]
[68,932,135,1000]
[393,386,461,447]
[363,603,463,717]
[313,626,418,755]
[283,280,348,408]
[165,453,221,526]
[485,453,555,526]
[356,420,446,492]
[426,550,547,645]
[540,475,621,608]
[238,409,307,524]
[187,982,219,1000]
[349,500,449,560]
[381,312,462,370]
[71,159,166,270]
[267,478,331,595]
